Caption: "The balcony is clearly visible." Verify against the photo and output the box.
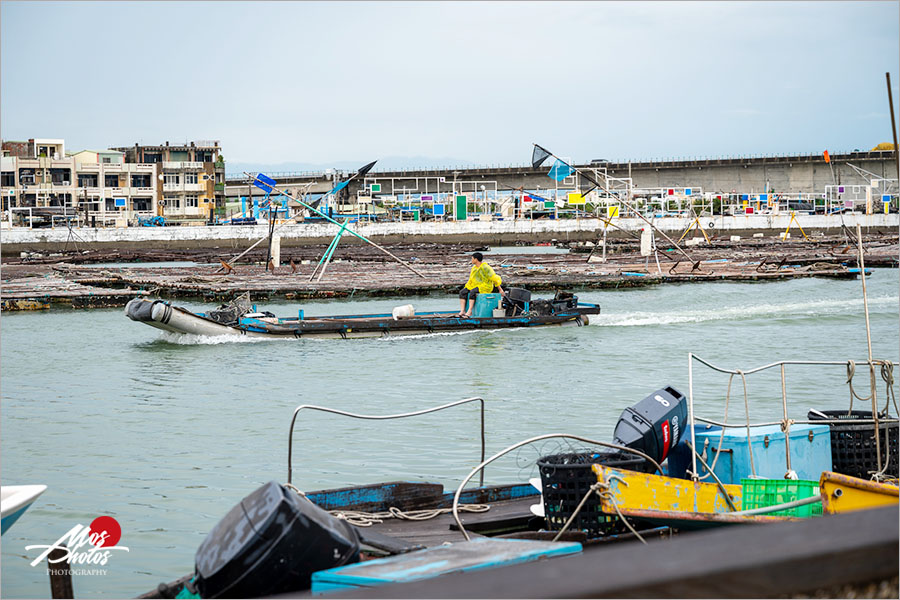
[127,164,156,172]
[184,183,204,192]
[130,187,156,196]
[163,183,183,192]
[78,163,101,171]
[163,161,204,170]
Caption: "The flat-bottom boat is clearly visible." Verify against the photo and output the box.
[125,290,599,339]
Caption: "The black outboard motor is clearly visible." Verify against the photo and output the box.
[612,386,688,466]
[193,481,360,598]
[502,288,532,316]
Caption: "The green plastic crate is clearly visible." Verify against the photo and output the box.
[740,478,823,518]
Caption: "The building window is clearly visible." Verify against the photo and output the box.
[1,172,14,187]
[133,198,152,211]
[144,153,162,163]
[18,169,35,185]
[102,157,112,164]
[196,152,213,163]
[78,174,98,188]
[185,172,198,184]
[185,195,198,208]
[164,173,180,185]
[165,196,180,209]
[131,174,151,188]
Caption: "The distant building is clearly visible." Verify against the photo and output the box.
[2,137,225,226]
[69,150,159,223]
[111,141,225,223]
[1,138,76,214]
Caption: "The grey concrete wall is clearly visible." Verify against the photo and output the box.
[224,151,899,201]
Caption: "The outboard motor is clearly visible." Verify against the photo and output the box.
[502,288,532,316]
[613,386,688,465]
[193,481,360,598]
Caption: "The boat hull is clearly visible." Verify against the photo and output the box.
[125,298,598,339]
[1,485,47,535]
[820,471,899,514]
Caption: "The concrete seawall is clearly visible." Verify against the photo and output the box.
[2,213,897,254]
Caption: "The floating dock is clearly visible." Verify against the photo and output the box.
[1,234,896,310]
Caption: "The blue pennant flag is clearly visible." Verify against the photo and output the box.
[329,179,350,196]
[547,160,574,181]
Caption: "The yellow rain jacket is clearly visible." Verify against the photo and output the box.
[465,262,502,293]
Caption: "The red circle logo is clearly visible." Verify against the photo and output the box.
[89,516,122,547]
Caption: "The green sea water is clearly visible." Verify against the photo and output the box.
[1,270,898,598]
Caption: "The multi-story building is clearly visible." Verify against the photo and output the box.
[2,137,224,226]
[1,139,76,215]
[70,150,159,225]
[111,141,225,224]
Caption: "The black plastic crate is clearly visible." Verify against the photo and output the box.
[808,410,899,479]
[536,451,649,537]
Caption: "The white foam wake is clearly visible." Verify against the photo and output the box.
[594,295,899,328]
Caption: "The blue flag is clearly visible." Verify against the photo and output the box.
[547,160,574,181]
[329,179,350,196]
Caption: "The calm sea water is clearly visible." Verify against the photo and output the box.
[2,270,898,598]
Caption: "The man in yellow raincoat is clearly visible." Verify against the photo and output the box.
[457,252,504,317]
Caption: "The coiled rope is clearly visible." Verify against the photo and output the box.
[329,504,491,527]
[846,359,899,481]
[283,481,491,527]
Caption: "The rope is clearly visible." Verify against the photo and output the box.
[685,440,738,512]
[847,359,899,481]
[737,370,756,478]
[283,481,490,527]
[550,475,646,545]
[329,504,491,527]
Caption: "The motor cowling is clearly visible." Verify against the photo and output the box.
[193,481,360,598]
[612,386,688,465]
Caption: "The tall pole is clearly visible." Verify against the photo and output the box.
[886,72,899,363]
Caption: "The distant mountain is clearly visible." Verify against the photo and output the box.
[226,155,492,175]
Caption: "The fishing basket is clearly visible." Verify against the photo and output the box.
[536,451,649,537]
[740,478,822,518]
[807,410,899,480]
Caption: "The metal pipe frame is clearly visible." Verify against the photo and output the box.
[687,354,899,479]
[287,397,486,487]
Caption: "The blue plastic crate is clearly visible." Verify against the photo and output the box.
[668,423,832,485]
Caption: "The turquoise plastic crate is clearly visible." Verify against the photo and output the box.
[740,478,822,517]
[472,293,502,318]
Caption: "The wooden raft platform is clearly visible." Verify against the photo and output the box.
[3,234,894,309]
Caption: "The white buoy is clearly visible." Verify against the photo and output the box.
[391,304,414,320]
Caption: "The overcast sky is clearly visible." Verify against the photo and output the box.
[2,1,898,170]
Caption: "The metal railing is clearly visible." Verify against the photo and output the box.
[287,397,486,487]
[687,354,899,481]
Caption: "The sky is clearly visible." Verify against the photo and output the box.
[1,1,898,172]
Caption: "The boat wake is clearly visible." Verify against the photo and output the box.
[594,295,899,328]
[155,332,283,345]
